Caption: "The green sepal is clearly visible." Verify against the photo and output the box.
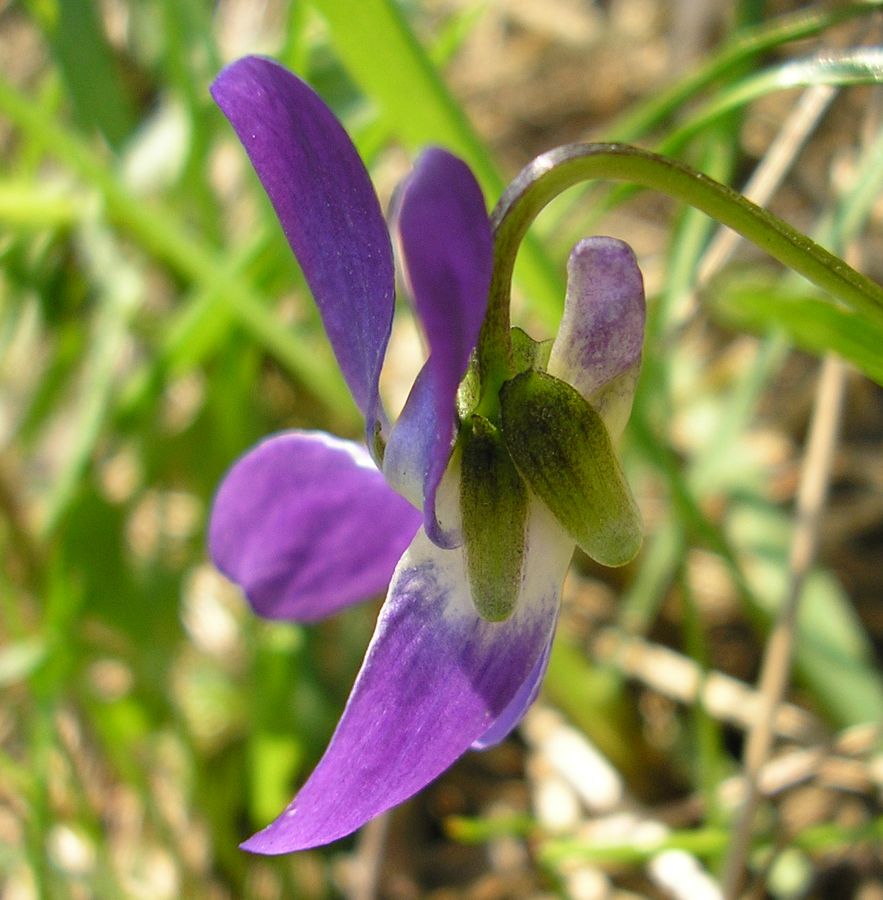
[456,350,481,419]
[460,415,529,622]
[500,371,642,567]
[510,326,552,375]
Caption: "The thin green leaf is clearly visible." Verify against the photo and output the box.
[25,0,137,147]
[664,49,883,154]
[606,1,883,141]
[711,280,883,386]
[728,501,883,727]
[540,3,883,253]
[541,816,883,865]
[0,74,353,417]
[39,220,140,535]
[0,180,80,228]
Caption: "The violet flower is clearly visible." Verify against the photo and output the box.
[208,56,645,854]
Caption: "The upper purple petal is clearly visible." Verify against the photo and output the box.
[392,148,492,547]
[208,431,420,622]
[547,237,645,439]
[211,57,394,435]
[241,496,572,853]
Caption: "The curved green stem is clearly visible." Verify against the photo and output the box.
[480,142,883,384]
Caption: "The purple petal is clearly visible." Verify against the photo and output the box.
[381,362,436,509]
[241,497,572,853]
[471,632,554,750]
[393,148,492,547]
[547,238,645,439]
[211,57,394,435]
[209,431,420,622]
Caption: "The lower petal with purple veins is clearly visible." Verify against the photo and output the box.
[209,431,420,622]
[471,631,554,750]
[241,497,573,853]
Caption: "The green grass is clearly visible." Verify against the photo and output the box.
[1,1,882,896]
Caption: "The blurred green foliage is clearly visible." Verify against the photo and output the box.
[1,0,882,896]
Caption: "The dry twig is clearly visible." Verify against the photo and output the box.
[720,354,846,897]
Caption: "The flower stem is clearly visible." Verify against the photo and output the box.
[484,143,883,362]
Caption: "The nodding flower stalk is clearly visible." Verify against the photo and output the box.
[207,56,883,854]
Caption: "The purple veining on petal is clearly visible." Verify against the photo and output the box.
[395,148,492,547]
[241,498,572,853]
[211,57,394,436]
[209,431,420,622]
[471,630,555,750]
[547,237,645,409]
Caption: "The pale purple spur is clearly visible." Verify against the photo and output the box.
[209,56,645,854]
